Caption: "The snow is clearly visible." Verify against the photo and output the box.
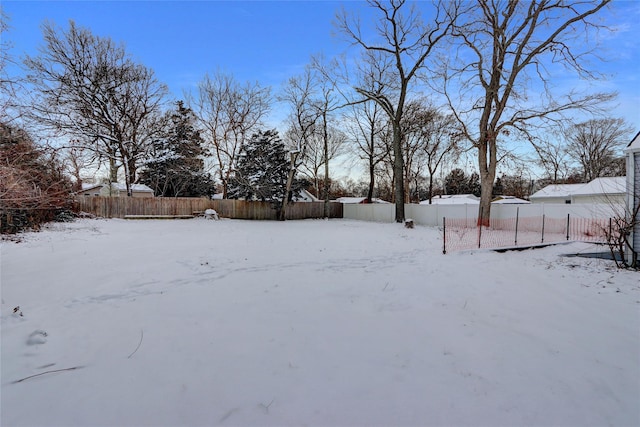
[491,196,531,204]
[420,194,480,205]
[530,177,626,201]
[572,177,625,196]
[530,183,585,199]
[335,197,390,204]
[2,218,639,426]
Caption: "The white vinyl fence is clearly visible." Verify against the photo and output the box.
[344,203,622,227]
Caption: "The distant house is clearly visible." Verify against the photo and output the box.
[420,194,480,205]
[491,195,531,204]
[625,131,640,264]
[335,197,391,204]
[528,183,583,204]
[529,177,625,205]
[294,189,320,203]
[78,183,154,198]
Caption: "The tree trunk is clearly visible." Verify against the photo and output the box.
[367,158,375,203]
[323,114,330,219]
[428,174,434,204]
[393,123,405,222]
[109,157,118,183]
[281,152,299,221]
[477,135,497,226]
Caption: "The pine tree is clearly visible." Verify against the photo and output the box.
[140,101,216,197]
[228,129,306,218]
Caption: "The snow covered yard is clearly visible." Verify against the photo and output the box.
[1,218,639,427]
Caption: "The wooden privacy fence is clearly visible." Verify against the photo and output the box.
[74,197,343,220]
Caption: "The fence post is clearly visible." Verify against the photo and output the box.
[477,206,483,249]
[541,214,546,243]
[566,214,570,241]
[514,207,519,246]
[442,217,447,254]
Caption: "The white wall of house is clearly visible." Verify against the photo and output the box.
[626,132,640,264]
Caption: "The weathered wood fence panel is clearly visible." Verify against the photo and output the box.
[75,197,343,220]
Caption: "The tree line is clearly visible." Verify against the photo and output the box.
[1,0,633,230]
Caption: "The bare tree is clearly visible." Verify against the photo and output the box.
[440,0,615,225]
[336,0,457,222]
[565,118,631,182]
[0,122,73,233]
[400,102,460,203]
[1,7,20,124]
[300,126,346,200]
[344,100,389,203]
[190,71,271,198]
[280,66,322,220]
[23,20,167,196]
[62,140,97,191]
[529,131,572,184]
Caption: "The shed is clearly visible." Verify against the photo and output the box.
[625,131,640,264]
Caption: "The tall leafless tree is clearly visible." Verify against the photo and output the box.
[336,0,457,222]
[189,71,271,198]
[23,20,167,196]
[400,101,460,203]
[565,118,631,182]
[280,66,323,219]
[440,0,615,225]
[1,8,20,124]
[345,100,389,203]
[529,131,572,184]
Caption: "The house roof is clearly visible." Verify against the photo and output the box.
[571,176,625,196]
[420,194,480,205]
[293,189,319,202]
[529,183,585,199]
[625,130,640,152]
[80,183,154,193]
[491,196,531,204]
[335,197,390,204]
[530,177,625,200]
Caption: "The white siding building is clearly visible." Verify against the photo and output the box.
[625,131,640,265]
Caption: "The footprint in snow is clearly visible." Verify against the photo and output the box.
[26,330,48,345]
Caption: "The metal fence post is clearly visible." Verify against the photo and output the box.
[477,207,483,249]
[566,214,570,241]
[541,214,546,243]
[442,217,447,254]
[515,207,520,246]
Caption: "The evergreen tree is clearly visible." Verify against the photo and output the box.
[140,101,216,197]
[467,172,481,197]
[492,176,504,197]
[444,168,467,195]
[228,129,306,218]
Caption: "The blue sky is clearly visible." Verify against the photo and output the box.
[2,0,639,130]
[2,1,358,100]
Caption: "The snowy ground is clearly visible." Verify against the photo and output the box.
[1,218,639,427]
